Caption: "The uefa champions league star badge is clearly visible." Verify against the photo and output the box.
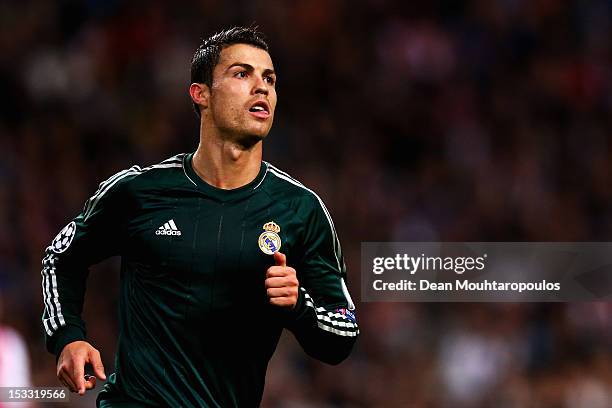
[258,221,282,255]
[51,221,76,254]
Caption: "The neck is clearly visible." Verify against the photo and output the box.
[192,121,263,190]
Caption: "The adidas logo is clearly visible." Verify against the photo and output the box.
[156,219,182,236]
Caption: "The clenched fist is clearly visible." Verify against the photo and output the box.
[265,251,299,308]
[57,340,106,395]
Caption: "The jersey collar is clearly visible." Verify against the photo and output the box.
[183,153,268,201]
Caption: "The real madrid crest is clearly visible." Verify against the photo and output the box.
[258,221,282,255]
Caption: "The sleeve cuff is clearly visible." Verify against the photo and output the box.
[283,286,310,322]
[52,325,86,360]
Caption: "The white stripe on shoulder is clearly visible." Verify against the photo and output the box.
[266,164,343,273]
[265,163,340,236]
[85,160,182,221]
[84,167,141,220]
[159,153,185,164]
[146,163,182,170]
[84,167,136,215]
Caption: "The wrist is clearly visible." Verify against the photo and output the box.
[52,325,86,360]
[286,286,308,319]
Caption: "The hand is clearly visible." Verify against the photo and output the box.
[57,340,106,395]
[265,251,299,308]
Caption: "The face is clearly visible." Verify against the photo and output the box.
[206,44,277,144]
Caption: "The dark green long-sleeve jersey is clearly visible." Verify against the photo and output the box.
[41,153,358,407]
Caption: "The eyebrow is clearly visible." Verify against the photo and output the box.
[227,63,276,76]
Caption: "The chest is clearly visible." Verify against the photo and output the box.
[124,194,304,293]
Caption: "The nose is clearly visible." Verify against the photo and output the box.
[253,75,269,96]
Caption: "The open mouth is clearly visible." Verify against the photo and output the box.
[248,100,270,118]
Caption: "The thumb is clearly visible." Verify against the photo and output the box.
[90,351,106,381]
[273,251,286,267]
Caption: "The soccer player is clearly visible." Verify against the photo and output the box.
[41,27,358,407]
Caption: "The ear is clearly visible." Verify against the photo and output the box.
[189,83,211,112]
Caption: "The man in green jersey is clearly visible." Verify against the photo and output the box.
[41,27,358,407]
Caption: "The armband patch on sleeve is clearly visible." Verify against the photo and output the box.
[51,221,76,254]
[335,307,356,323]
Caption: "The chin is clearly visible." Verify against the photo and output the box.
[235,130,268,148]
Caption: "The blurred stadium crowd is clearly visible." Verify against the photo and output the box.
[0,0,611,407]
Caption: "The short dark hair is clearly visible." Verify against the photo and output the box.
[190,26,269,118]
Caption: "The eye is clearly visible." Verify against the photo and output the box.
[235,71,248,78]
[264,75,276,85]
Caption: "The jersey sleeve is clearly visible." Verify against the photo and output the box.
[41,169,132,358]
[285,194,359,365]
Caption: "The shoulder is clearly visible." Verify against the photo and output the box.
[83,154,187,217]
[262,162,327,213]
[94,154,186,194]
